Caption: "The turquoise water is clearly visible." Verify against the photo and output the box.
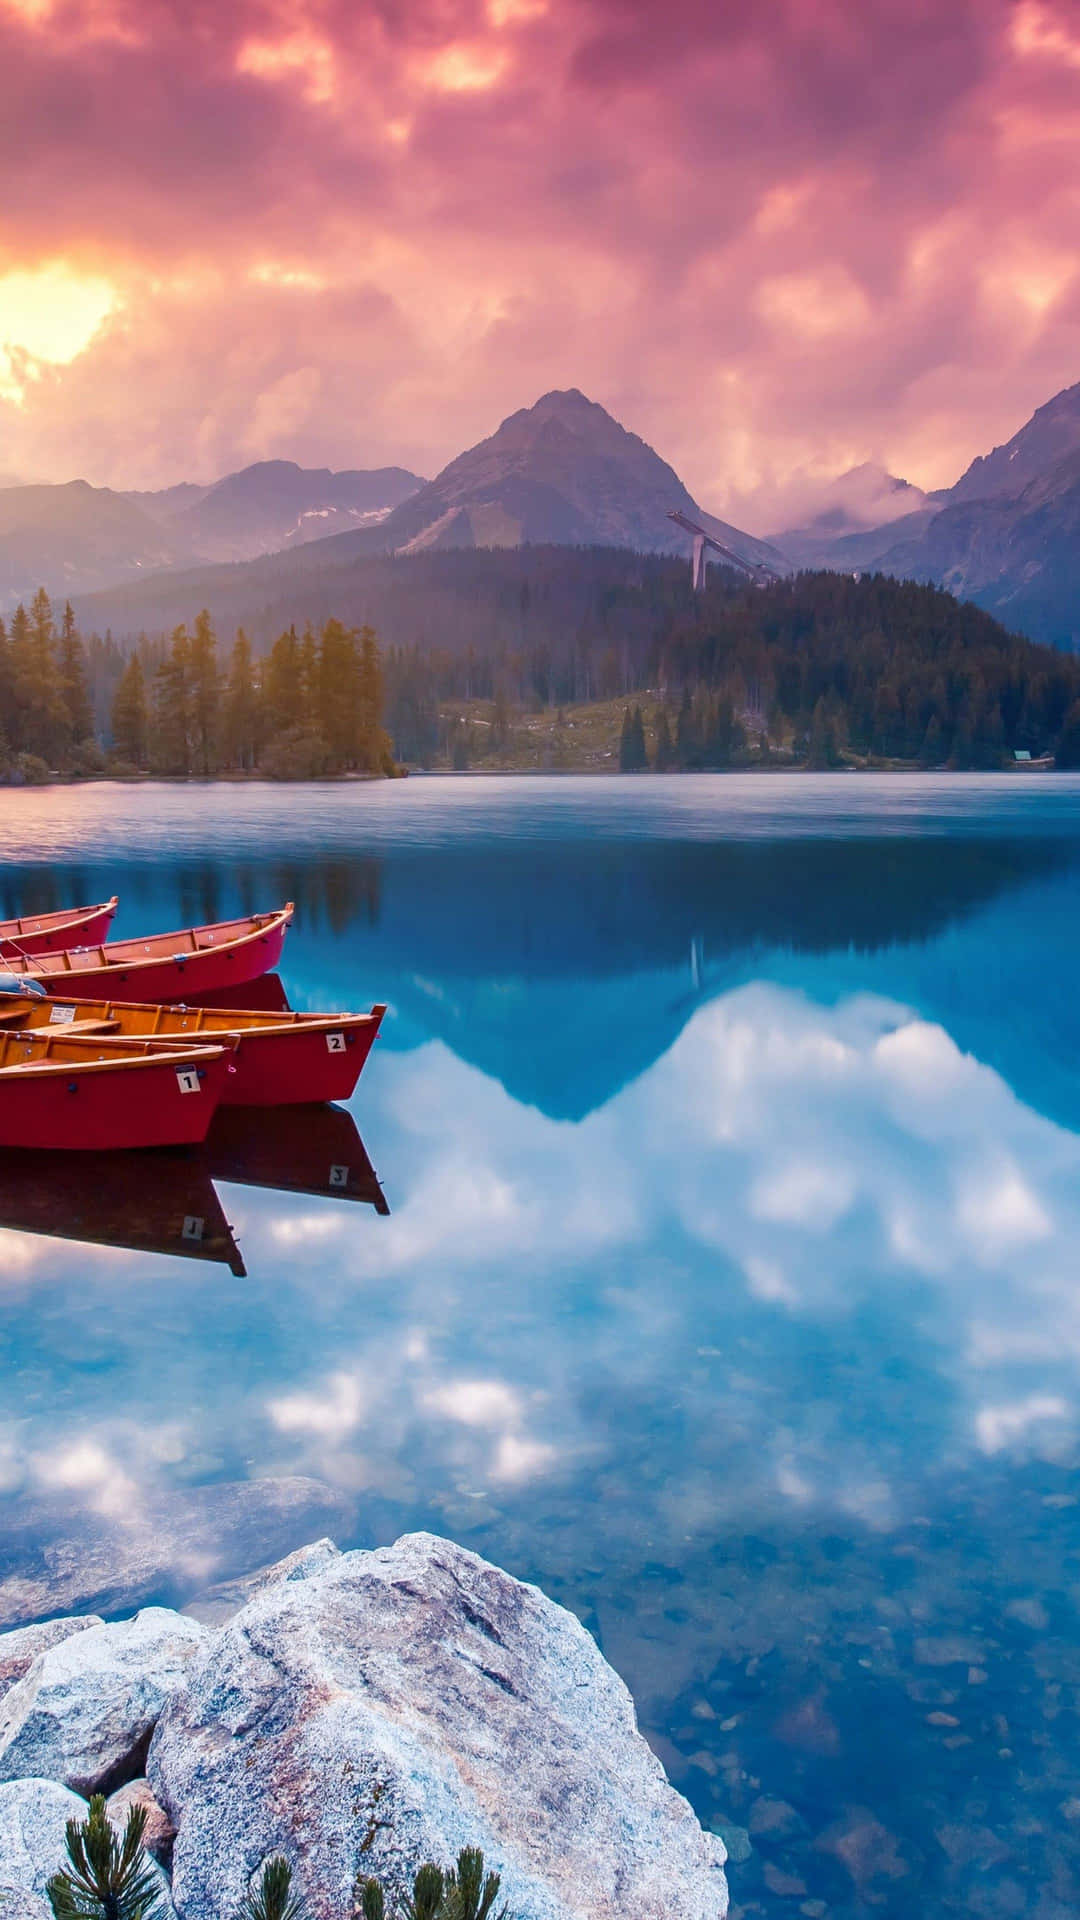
[3,773,1080,1918]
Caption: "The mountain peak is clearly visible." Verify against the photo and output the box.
[947,378,1080,505]
[362,388,782,570]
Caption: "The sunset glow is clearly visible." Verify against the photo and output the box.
[0,0,1077,521]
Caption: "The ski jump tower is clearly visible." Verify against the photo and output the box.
[668,510,782,591]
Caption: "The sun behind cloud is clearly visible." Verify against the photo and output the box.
[0,262,116,401]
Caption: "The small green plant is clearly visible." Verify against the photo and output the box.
[239,1855,306,1920]
[403,1863,445,1920]
[356,1850,513,1920]
[355,1879,385,1920]
[439,1849,509,1920]
[46,1794,162,1920]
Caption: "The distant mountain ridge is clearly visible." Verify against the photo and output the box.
[0,461,425,610]
[766,381,1080,648]
[134,459,425,561]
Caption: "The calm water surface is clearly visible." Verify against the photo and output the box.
[4,773,1080,1920]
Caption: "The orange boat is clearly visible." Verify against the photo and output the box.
[0,898,118,957]
[0,906,293,1004]
[0,993,386,1107]
[0,1030,232,1150]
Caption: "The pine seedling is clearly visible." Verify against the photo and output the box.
[439,1849,510,1920]
[239,1855,306,1920]
[354,1878,385,1920]
[46,1795,162,1920]
[402,1862,445,1920]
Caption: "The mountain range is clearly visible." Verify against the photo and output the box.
[13,377,1080,649]
[0,461,424,607]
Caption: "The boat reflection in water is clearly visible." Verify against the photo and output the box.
[0,1100,387,1272]
[204,1101,390,1214]
[0,1143,247,1274]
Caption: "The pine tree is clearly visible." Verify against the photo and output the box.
[12,589,68,763]
[652,706,674,771]
[1056,700,1080,769]
[58,602,94,743]
[151,625,192,774]
[619,705,646,771]
[46,1793,162,1920]
[222,629,262,770]
[188,609,220,776]
[357,625,393,772]
[316,618,361,769]
[111,652,149,766]
[264,628,305,738]
[239,1855,306,1920]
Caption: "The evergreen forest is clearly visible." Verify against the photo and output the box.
[5,555,1080,780]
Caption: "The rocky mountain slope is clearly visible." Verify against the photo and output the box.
[136,459,425,561]
[363,388,780,568]
[774,380,1080,647]
[0,481,188,609]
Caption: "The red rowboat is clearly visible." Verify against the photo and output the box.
[0,994,386,1107]
[0,1030,232,1150]
[0,998,384,1105]
[0,906,293,1004]
[0,898,118,957]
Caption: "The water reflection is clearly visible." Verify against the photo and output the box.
[2,780,1080,1919]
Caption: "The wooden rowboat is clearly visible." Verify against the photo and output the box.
[0,994,386,1107]
[0,1030,232,1150]
[0,906,293,1004]
[0,898,118,957]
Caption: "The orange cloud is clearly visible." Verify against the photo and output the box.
[0,0,1076,521]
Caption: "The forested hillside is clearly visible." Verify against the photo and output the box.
[6,559,1080,779]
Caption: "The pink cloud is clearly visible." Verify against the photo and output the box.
[0,0,1078,516]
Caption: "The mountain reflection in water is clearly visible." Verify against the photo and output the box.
[2,777,1080,1920]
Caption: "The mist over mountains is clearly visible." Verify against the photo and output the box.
[8,377,1080,650]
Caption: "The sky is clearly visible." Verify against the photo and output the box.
[2,0,1080,526]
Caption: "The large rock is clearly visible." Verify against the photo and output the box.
[183,1538,342,1627]
[0,1778,178,1920]
[150,1532,728,1920]
[107,1776,176,1863]
[0,1778,86,1920]
[0,1609,210,1795]
[0,1618,102,1708]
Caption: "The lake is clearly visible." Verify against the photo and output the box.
[3,772,1080,1920]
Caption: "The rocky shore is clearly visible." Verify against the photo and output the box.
[0,1532,728,1920]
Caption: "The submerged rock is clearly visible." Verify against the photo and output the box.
[150,1531,728,1920]
[0,1609,210,1795]
[0,1618,103,1708]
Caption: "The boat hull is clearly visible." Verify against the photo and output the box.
[0,995,384,1106]
[216,1015,381,1106]
[9,908,292,1003]
[0,899,118,957]
[0,1048,230,1151]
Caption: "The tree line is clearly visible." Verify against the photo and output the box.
[374,558,1080,770]
[7,558,1080,778]
[0,591,395,781]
